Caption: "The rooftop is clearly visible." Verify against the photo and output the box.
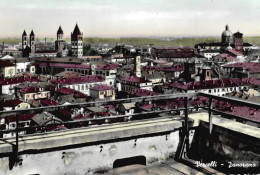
[123,76,151,83]
[0,77,39,85]
[51,75,104,85]
[36,63,90,69]
[95,63,120,70]
[130,89,159,97]
[41,99,58,106]
[91,85,114,91]
[223,62,260,73]
[168,78,256,90]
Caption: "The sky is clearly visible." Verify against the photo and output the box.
[1,0,260,38]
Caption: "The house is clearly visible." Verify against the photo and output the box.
[142,71,166,87]
[227,49,243,61]
[0,99,30,111]
[15,82,56,101]
[55,87,90,104]
[0,60,15,78]
[90,85,115,101]
[200,50,220,60]
[54,71,82,78]
[222,62,260,78]
[15,58,36,74]
[129,89,160,97]
[35,62,91,75]
[121,76,153,93]
[51,75,106,96]
[117,102,136,115]
[168,78,254,96]
[31,112,63,132]
[212,53,236,63]
[83,55,102,62]
[0,76,39,95]
[0,113,35,138]
[92,62,120,86]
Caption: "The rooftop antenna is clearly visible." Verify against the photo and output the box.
[45,37,47,51]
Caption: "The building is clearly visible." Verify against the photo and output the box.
[221,25,233,45]
[15,58,36,74]
[29,30,36,57]
[0,99,30,111]
[0,61,15,78]
[168,78,254,96]
[90,85,115,100]
[71,24,83,58]
[121,76,153,93]
[0,114,35,138]
[0,76,39,95]
[94,63,119,86]
[14,82,55,101]
[195,25,254,53]
[51,75,106,96]
[55,26,65,55]
[223,62,260,78]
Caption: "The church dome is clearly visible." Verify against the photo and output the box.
[221,25,233,44]
[222,25,232,37]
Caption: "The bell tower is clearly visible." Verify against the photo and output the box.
[30,30,35,56]
[71,24,83,58]
[22,30,27,50]
[135,56,141,77]
[55,26,64,53]
[233,31,243,51]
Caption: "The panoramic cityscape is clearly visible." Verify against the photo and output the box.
[0,0,260,175]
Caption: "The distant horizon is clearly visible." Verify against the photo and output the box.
[1,0,260,38]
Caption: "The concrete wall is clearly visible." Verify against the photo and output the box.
[0,117,183,175]
[0,132,180,175]
[188,114,260,174]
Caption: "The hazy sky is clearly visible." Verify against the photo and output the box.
[1,0,260,38]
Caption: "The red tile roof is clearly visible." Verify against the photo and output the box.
[123,76,151,83]
[224,62,260,73]
[0,99,22,108]
[91,85,114,91]
[215,101,260,122]
[36,63,91,69]
[96,63,120,70]
[40,99,58,106]
[159,51,194,58]
[228,49,242,56]
[51,75,104,85]
[169,78,255,90]
[20,86,39,93]
[56,87,75,95]
[0,60,14,67]
[142,65,184,72]
[130,89,159,97]
[6,113,35,122]
[0,77,39,85]
[219,53,236,61]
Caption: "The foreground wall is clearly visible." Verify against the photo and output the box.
[188,114,260,174]
[0,117,183,175]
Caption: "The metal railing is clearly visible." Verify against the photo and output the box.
[1,92,260,164]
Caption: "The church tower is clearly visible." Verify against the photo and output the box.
[71,24,83,58]
[55,26,64,53]
[135,56,141,77]
[30,30,35,56]
[22,30,27,50]
[233,31,243,51]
